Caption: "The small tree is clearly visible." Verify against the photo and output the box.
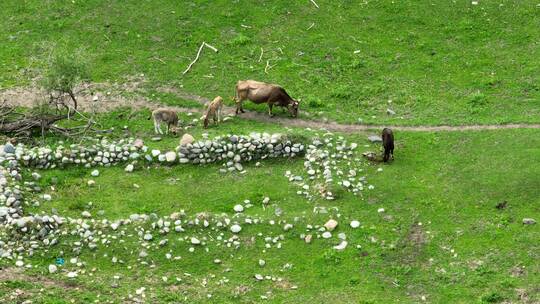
[42,50,89,112]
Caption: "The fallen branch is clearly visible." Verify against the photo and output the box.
[258,48,264,62]
[153,57,166,64]
[310,0,319,9]
[203,42,218,53]
[182,42,219,75]
[264,60,275,74]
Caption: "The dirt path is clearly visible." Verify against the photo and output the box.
[156,90,540,132]
[2,86,539,133]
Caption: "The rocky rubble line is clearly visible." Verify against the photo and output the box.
[0,132,304,173]
[0,132,304,256]
[286,134,372,201]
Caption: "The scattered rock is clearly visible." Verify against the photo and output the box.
[324,219,338,231]
[368,135,382,143]
[230,224,242,233]
[133,139,144,149]
[125,164,134,172]
[523,218,536,225]
[350,220,360,228]
[165,151,176,162]
[91,169,100,177]
[180,134,195,146]
[48,264,57,274]
[233,204,244,213]
[333,241,348,250]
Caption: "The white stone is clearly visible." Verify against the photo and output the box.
[190,237,201,245]
[333,241,348,251]
[377,208,385,213]
[67,272,78,278]
[322,232,332,239]
[48,264,57,273]
[258,259,266,267]
[91,170,99,177]
[125,164,134,172]
[350,220,360,228]
[15,260,24,267]
[81,211,91,218]
[230,224,242,233]
[233,204,244,213]
[180,134,195,146]
[165,151,176,162]
[324,219,338,231]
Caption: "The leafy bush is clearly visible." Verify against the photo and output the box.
[41,49,89,110]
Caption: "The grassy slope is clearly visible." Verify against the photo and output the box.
[2,109,538,303]
[0,0,539,125]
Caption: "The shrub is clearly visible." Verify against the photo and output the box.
[41,50,89,109]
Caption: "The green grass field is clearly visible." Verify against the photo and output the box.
[0,1,539,303]
[1,0,539,125]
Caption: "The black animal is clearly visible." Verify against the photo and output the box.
[382,128,394,162]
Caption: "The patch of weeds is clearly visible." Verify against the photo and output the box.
[307,97,325,108]
[330,85,353,99]
[67,200,87,212]
[349,276,360,286]
[468,91,489,114]
[230,34,251,46]
[481,291,504,303]
[322,249,343,265]
[350,59,366,69]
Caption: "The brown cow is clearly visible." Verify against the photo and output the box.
[234,80,299,117]
[382,128,394,162]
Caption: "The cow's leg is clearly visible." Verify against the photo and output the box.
[217,108,222,123]
[157,121,163,134]
[165,123,170,135]
[235,100,244,115]
[268,103,274,117]
[153,120,159,134]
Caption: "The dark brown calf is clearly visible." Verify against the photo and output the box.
[382,128,394,162]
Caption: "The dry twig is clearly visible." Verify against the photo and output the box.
[310,0,319,9]
[182,42,219,75]
[258,48,264,62]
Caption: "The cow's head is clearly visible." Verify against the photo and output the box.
[288,100,299,118]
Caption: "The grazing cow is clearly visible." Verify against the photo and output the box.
[151,108,179,135]
[203,96,224,128]
[382,128,394,162]
[234,80,299,117]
